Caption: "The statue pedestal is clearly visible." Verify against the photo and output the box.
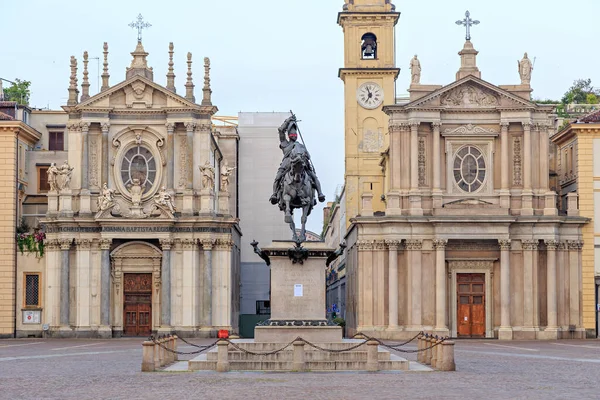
[254,241,342,343]
[218,191,229,215]
[79,189,92,217]
[58,190,74,218]
[182,190,194,216]
[129,205,145,218]
[47,192,59,217]
[199,189,215,214]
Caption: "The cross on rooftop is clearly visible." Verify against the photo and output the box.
[455,10,480,41]
[129,14,152,42]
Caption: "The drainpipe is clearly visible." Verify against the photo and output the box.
[13,130,19,338]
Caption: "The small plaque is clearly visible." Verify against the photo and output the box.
[294,284,303,297]
[23,310,41,324]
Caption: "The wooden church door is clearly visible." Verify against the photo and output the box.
[457,273,485,337]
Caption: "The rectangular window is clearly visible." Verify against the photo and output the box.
[256,300,271,315]
[37,166,49,192]
[49,132,64,151]
[24,273,41,307]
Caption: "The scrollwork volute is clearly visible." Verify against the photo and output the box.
[75,239,92,249]
[498,239,511,250]
[200,238,215,250]
[405,239,423,250]
[181,238,196,250]
[384,239,401,250]
[432,239,448,249]
[567,240,584,251]
[521,240,538,251]
[356,240,374,252]
[544,240,559,250]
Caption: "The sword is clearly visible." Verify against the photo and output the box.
[289,110,317,173]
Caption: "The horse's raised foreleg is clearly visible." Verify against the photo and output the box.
[299,205,309,243]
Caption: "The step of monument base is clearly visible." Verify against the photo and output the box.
[187,339,410,372]
[205,349,392,362]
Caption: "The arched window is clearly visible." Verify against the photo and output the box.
[361,33,377,59]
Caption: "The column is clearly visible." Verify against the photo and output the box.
[500,122,509,190]
[567,240,583,328]
[101,123,110,187]
[99,238,112,328]
[159,239,174,327]
[385,240,400,328]
[432,122,441,192]
[406,239,422,329]
[75,239,92,330]
[165,123,175,190]
[545,240,559,333]
[409,122,419,191]
[59,239,72,328]
[386,125,402,215]
[44,239,61,326]
[67,123,81,190]
[200,239,214,328]
[180,238,197,328]
[213,239,234,328]
[541,124,557,215]
[522,240,537,331]
[81,122,90,190]
[433,239,448,332]
[522,122,533,215]
[499,239,512,340]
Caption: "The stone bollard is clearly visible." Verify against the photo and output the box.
[142,341,155,372]
[431,339,438,369]
[435,339,444,369]
[439,341,456,371]
[292,340,306,372]
[423,337,431,365]
[153,339,161,369]
[160,337,166,367]
[417,335,424,363]
[216,340,230,372]
[166,336,173,364]
[173,335,178,362]
[366,340,379,372]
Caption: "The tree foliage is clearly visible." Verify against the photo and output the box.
[2,78,31,105]
[561,78,600,104]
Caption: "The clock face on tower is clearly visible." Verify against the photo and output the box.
[357,82,384,109]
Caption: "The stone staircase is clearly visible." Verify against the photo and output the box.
[188,339,409,372]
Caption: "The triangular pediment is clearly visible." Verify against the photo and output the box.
[404,76,536,110]
[74,75,201,111]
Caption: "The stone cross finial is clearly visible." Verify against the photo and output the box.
[166,42,176,92]
[202,57,212,106]
[81,51,90,101]
[101,42,110,92]
[185,52,195,102]
[455,10,479,41]
[67,56,79,106]
[128,13,151,42]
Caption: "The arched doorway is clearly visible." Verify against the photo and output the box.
[111,241,162,336]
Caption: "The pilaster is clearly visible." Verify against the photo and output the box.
[433,239,448,333]
[544,239,559,338]
[99,238,112,332]
[432,122,442,209]
[499,122,510,208]
[522,240,538,331]
[213,238,234,329]
[521,122,533,215]
[498,239,513,340]
[567,240,583,329]
[405,239,422,329]
[74,239,92,330]
[408,121,422,215]
[200,239,215,328]
[59,239,72,329]
[159,239,174,328]
[385,240,400,329]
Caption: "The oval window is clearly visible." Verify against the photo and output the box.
[453,146,485,193]
[120,145,157,193]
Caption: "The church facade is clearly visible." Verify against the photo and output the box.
[15,40,242,338]
[340,0,589,339]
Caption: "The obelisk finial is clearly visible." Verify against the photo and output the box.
[67,56,79,106]
[101,42,110,92]
[166,42,176,92]
[81,51,90,101]
[201,57,212,106]
[185,52,195,102]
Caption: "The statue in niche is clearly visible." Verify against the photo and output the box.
[47,162,59,192]
[97,182,116,211]
[199,161,215,191]
[129,178,145,206]
[518,52,533,85]
[409,55,421,84]
[153,186,176,214]
[58,160,74,191]
[220,161,236,193]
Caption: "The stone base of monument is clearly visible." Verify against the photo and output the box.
[187,241,411,372]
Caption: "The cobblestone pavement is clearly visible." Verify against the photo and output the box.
[1,338,600,400]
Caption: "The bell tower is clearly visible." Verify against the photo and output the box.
[339,0,400,226]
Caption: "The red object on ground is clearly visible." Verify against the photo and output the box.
[218,330,229,338]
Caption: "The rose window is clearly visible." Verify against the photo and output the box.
[120,145,157,193]
[453,146,486,193]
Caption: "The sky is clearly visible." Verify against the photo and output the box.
[2,0,600,234]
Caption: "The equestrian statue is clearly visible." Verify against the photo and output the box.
[270,113,325,243]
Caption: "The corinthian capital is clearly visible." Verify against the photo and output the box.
[432,239,448,250]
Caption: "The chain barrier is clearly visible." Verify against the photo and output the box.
[148,331,448,357]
